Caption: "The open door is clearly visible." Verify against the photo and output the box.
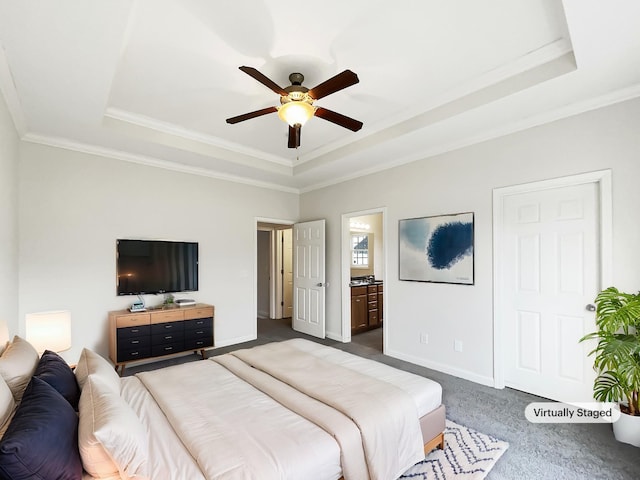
[292,219,326,338]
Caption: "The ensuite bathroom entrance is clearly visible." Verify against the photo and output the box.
[343,209,385,353]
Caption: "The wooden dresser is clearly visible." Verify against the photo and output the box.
[108,303,214,375]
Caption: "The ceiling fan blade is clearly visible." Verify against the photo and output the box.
[239,66,288,95]
[226,106,277,124]
[308,70,359,100]
[314,107,363,132]
[288,124,301,148]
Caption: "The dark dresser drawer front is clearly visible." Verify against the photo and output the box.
[152,330,185,345]
[117,346,151,362]
[184,317,213,331]
[184,336,213,350]
[185,326,212,340]
[117,335,151,350]
[117,324,151,340]
[151,321,185,336]
[151,341,185,357]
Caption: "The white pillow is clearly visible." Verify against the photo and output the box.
[0,335,39,402]
[75,348,120,393]
[78,374,148,479]
[0,375,16,435]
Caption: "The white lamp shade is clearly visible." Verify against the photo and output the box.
[25,310,72,354]
[277,101,315,127]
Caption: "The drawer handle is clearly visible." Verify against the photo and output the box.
[164,325,173,329]
[131,329,139,333]
[131,340,139,344]
[196,341,204,346]
[164,335,173,340]
[196,320,204,325]
[196,330,204,334]
[131,352,139,356]
[164,346,173,351]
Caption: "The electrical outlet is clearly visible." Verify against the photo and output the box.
[420,333,429,344]
[454,340,463,352]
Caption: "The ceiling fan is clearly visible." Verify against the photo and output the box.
[226,66,363,148]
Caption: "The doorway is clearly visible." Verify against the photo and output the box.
[256,221,294,322]
[341,208,386,352]
[493,170,612,402]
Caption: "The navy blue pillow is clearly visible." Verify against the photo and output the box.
[0,377,82,480]
[34,349,80,410]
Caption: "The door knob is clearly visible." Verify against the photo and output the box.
[586,304,596,312]
[317,282,325,287]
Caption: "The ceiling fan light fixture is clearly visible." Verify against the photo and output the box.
[278,101,315,127]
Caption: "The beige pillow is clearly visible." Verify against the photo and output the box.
[75,348,120,393]
[0,375,16,435]
[0,335,39,402]
[78,374,148,479]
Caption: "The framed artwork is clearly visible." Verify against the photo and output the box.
[399,212,474,285]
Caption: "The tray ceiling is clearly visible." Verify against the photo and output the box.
[1,0,639,192]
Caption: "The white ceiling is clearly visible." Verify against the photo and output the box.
[1,0,639,193]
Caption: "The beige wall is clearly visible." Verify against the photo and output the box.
[18,143,299,362]
[300,98,640,385]
[0,92,19,339]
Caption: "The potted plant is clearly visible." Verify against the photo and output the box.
[580,286,640,447]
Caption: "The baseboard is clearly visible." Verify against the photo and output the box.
[385,348,495,387]
[214,334,256,348]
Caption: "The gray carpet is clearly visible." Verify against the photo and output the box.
[125,318,640,479]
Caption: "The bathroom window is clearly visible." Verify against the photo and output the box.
[351,234,369,267]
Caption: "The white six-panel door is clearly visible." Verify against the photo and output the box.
[500,182,599,402]
[292,220,326,338]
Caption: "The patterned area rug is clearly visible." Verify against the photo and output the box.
[400,420,509,479]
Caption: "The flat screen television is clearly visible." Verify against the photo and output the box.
[116,239,198,296]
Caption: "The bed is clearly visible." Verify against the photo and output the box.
[0,335,445,480]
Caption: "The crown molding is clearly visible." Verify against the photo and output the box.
[22,133,300,194]
[104,107,292,168]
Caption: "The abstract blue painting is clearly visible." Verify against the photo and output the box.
[399,212,474,284]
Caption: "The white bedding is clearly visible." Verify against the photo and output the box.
[222,342,425,480]
[137,359,342,480]
[283,339,442,416]
[83,339,443,480]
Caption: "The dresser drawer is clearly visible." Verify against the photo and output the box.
[117,324,151,340]
[115,313,151,328]
[151,321,185,335]
[152,330,185,345]
[185,325,212,340]
[117,335,151,350]
[117,346,151,362]
[184,337,213,350]
[151,341,185,357]
[184,307,214,320]
[184,317,213,331]
[150,310,184,324]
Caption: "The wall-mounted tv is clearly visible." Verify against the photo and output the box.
[116,239,198,296]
